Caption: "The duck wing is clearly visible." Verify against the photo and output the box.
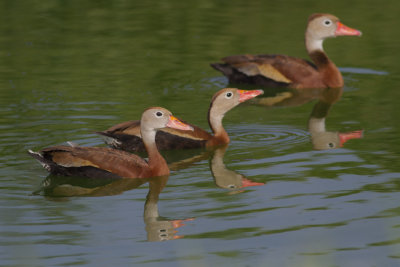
[30,146,149,178]
[98,119,212,151]
[212,54,322,88]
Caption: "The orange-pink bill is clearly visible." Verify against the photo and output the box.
[241,178,265,188]
[339,130,363,147]
[166,115,194,131]
[238,89,264,102]
[335,22,362,36]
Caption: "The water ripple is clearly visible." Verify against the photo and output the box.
[228,123,310,151]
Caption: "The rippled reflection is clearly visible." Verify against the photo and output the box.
[253,87,363,150]
[308,90,363,150]
[35,175,146,197]
[34,175,193,242]
[167,149,213,171]
[144,176,194,242]
[210,145,264,190]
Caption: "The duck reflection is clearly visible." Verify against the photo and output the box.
[166,149,213,171]
[35,175,146,197]
[210,145,264,190]
[253,87,331,108]
[253,87,363,150]
[308,91,363,150]
[34,175,193,242]
[144,176,194,241]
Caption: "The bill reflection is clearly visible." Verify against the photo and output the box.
[210,145,264,190]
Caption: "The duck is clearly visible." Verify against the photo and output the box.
[28,107,194,179]
[97,88,264,152]
[211,13,362,89]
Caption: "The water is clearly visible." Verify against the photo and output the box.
[1,1,400,266]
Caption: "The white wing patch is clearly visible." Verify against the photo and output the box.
[67,141,79,147]
[28,150,52,171]
[101,136,122,146]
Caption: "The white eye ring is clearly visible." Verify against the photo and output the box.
[155,111,163,118]
[225,92,233,99]
[323,19,332,27]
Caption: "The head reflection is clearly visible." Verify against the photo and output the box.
[253,87,363,150]
[144,176,194,242]
[34,174,192,242]
[210,145,264,190]
[307,87,363,150]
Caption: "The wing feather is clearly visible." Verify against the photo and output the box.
[42,146,148,178]
[222,54,320,86]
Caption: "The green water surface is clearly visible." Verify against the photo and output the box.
[1,1,400,266]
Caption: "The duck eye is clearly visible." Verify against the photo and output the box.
[155,111,163,117]
[225,92,233,99]
[323,19,332,26]
[328,142,335,148]
[228,184,236,189]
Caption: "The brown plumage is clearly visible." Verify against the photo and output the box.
[211,13,361,89]
[28,107,193,178]
[97,88,264,152]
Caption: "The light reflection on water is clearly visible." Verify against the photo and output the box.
[340,67,389,76]
[230,123,310,150]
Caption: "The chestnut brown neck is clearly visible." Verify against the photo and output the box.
[309,50,343,88]
[305,27,344,88]
[142,129,169,176]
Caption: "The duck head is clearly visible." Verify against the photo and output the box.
[306,13,361,51]
[209,88,264,118]
[141,107,194,133]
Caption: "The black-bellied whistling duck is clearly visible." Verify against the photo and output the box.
[97,88,264,152]
[28,107,193,178]
[211,13,362,89]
